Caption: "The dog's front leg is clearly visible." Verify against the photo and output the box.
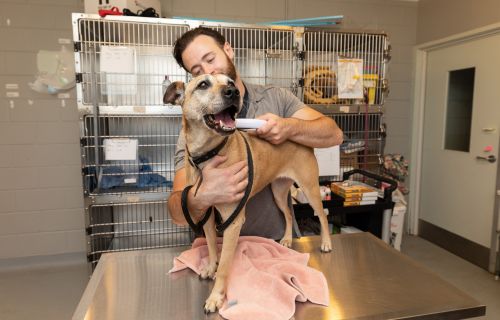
[204,210,245,313]
[200,209,218,279]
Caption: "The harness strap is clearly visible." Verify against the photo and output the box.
[181,185,212,234]
[181,134,254,234]
[215,135,254,232]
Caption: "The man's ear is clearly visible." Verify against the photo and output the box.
[223,42,234,60]
[163,81,185,106]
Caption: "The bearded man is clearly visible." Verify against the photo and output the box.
[167,27,343,239]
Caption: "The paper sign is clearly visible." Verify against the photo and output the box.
[104,139,138,161]
[337,58,363,99]
[314,145,340,176]
[100,46,136,74]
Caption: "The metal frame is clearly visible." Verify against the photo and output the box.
[72,13,390,270]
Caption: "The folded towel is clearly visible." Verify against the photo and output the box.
[169,236,329,320]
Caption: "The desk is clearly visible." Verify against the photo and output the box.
[294,194,394,241]
[73,233,485,320]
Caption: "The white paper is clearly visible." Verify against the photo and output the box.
[337,58,363,99]
[314,145,340,176]
[101,73,138,96]
[100,46,136,74]
[100,46,137,96]
[104,139,138,161]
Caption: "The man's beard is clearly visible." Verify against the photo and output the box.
[223,54,237,81]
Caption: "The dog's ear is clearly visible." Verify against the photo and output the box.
[163,81,185,106]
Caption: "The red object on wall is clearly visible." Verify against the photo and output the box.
[98,7,123,18]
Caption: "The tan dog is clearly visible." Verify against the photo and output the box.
[164,74,331,313]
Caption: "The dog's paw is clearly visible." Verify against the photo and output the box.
[204,292,224,313]
[279,238,293,248]
[320,238,332,252]
[200,262,217,280]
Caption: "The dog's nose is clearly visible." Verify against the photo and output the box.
[224,86,240,99]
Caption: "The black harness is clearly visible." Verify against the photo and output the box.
[181,134,254,234]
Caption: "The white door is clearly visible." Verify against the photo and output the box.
[420,34,500,269]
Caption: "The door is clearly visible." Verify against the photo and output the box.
[420,34,500,269]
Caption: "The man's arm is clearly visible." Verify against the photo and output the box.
[255,106,343,148]
[167,156,248,226]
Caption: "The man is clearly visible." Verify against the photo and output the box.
[167,27,343,239]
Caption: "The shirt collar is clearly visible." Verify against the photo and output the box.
[243,81,265,104]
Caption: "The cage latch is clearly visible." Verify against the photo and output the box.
[295,51,306,60]
[74,41,81,52]
[381,79,389,96]
[384,44,392,62]
[76,73,83,83]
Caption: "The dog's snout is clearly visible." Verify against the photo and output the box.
[224,86,240,99]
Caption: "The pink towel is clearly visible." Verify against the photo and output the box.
[169,236,329,320]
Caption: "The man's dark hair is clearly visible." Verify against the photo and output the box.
[173,27,226,72]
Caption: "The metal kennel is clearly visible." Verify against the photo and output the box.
[72,13,390,270]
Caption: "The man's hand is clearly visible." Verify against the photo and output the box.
[254,113,297,145]
[167,155,249,226]
[197,155,249,206]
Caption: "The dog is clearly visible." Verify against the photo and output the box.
[164,74,332,313]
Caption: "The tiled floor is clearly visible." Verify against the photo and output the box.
[0,263,88,319]
[0,235,498,319]
[401,235,500,320]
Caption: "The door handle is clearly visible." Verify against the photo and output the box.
[476,155,497,163]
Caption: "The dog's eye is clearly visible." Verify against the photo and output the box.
[197,81,210,90]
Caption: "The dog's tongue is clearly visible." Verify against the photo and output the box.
[214,112,235,128]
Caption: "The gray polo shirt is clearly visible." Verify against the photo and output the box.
[174,82,305,240]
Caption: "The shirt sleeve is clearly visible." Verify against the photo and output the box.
[272,87,306,118]
[173,128,186,172]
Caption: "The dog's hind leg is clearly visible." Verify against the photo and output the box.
[200,209,218,280]
[271,178,294,248]
[204,211,245,313]
[295,177,332,252]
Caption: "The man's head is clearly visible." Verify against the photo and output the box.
[173,27,237,81]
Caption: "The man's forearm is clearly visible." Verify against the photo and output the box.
[286,116,343,148]
[167,188,211,226]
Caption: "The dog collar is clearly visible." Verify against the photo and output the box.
[188,137,228,168]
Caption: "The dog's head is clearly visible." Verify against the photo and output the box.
[164,74,241,136]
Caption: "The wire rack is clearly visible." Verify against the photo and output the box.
[81,114,181,195]
[210,25,296,91]
[302,30,389,107]
[75,17,189,107]
[330,112,385,176]
[86,200,194,269]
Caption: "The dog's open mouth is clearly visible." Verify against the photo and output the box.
[204,105,238,134]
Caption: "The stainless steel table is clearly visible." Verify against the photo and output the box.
[73,233,485,320]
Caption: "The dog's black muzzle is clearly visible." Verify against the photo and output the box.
[223,85,240,105]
